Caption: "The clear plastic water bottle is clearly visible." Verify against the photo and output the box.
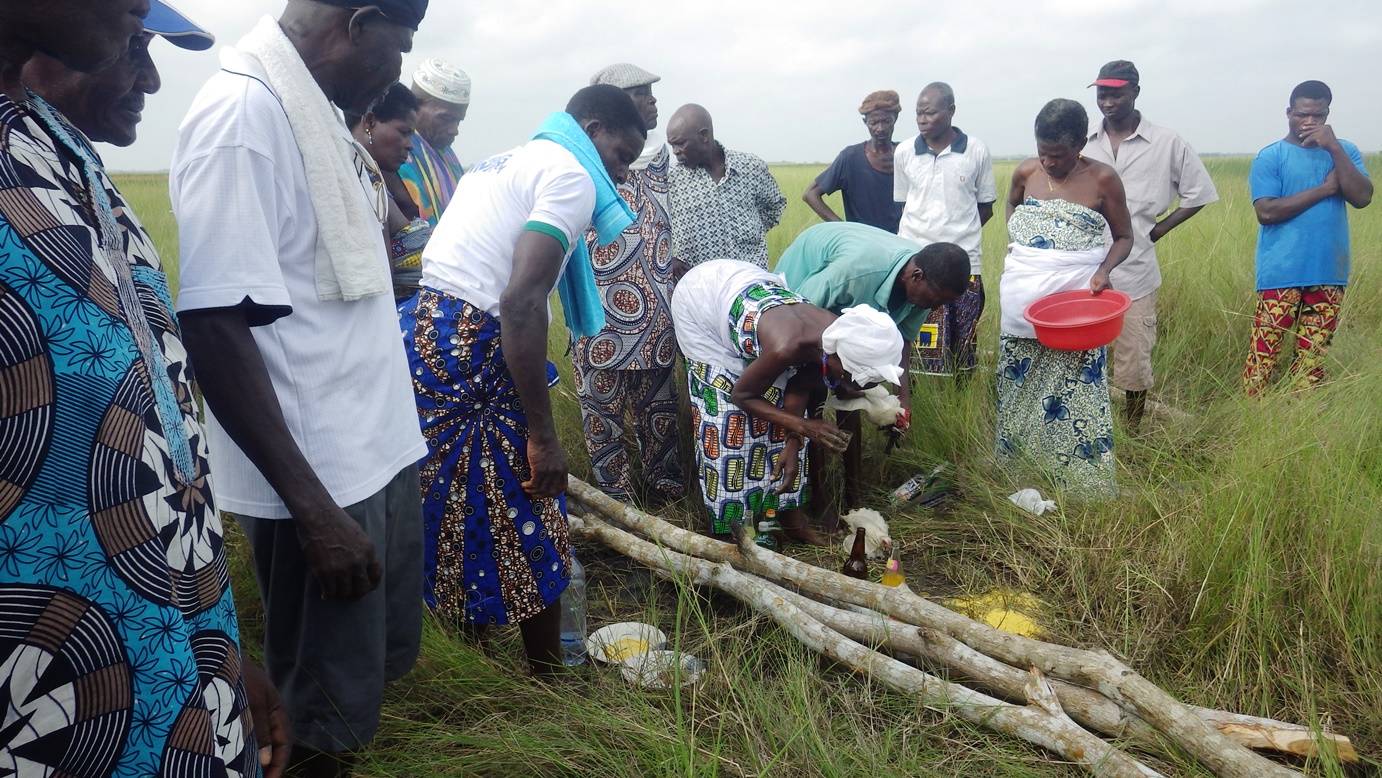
[559,550,587,666]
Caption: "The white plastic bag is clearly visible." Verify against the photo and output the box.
[1008,488,1057,516]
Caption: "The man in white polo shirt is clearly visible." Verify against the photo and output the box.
[400,84,646,674]
[894,82,997,380]
[1083,60,1218,427]
[170,0,428,773]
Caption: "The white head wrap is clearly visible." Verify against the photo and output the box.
[412,58,471,105]
[820,305,905,386]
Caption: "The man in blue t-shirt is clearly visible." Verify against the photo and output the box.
[1244,80,1372,396]
[802,90,904,233]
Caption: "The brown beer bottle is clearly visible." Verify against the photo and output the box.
[842,528,869,580]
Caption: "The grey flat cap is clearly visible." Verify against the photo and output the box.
[590,63,661,89]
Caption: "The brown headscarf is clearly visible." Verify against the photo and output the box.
[858,90,902,115]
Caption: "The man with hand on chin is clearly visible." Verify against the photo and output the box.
[1244,80,1371,396]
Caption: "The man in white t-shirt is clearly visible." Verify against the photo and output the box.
[894,82,997,380]
[401,84,646,673]
[170,1,427,773]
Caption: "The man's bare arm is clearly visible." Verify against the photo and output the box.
[1254,173,1338,225]
[803,181,842,223]
[181,308,380,601]
[977,201,994,227]
[1149,205,1205,242]
[1302,125,1372,208]
[500,230,569,499]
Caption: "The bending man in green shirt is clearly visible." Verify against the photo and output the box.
[777,222,968,513]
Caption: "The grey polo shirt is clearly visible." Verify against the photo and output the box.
[1084,116,1219,300]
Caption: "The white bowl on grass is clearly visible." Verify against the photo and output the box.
[586,622,666,664]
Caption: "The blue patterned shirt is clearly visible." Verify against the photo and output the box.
[0,91,257,777]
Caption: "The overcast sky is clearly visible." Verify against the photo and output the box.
[103,0,1381,171]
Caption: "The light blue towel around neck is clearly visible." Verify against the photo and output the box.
[531,112,636,338]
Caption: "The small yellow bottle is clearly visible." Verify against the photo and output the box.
[880,547,905,587]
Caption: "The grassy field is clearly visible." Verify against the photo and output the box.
[115,156,1381,777]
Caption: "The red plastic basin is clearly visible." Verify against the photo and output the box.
[1023,289,1132,351]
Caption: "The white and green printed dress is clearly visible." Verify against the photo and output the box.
[672,260,810,534]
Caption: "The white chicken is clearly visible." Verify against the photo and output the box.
[840,508,891,560]
[824,386,906,428]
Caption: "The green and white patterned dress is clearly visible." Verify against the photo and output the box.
[686,282,809,534]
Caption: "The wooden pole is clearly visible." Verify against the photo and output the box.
[568,477,1343,774]
[572,513,1164,778]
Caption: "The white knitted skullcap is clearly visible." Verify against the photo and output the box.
[413,58,471,105]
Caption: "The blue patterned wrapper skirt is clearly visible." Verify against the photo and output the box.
[994,334,1117,498]
[400,288,571,625]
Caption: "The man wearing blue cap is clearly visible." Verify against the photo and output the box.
[1,0,287,777]
[24,0,213,146]
[172,0,428,775]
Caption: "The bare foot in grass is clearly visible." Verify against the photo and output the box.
[781,509,832,547]
[812,505,841,535]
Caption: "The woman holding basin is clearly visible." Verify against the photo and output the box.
[996,99,1133,497]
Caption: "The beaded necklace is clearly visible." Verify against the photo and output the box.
[28,93,196,485]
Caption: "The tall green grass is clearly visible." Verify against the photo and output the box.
[114,157,1381,776]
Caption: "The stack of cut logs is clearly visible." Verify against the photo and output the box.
[565,476,1355,778]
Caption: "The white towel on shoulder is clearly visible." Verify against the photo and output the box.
[238,16,389,302]
[998,243,1105,339]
